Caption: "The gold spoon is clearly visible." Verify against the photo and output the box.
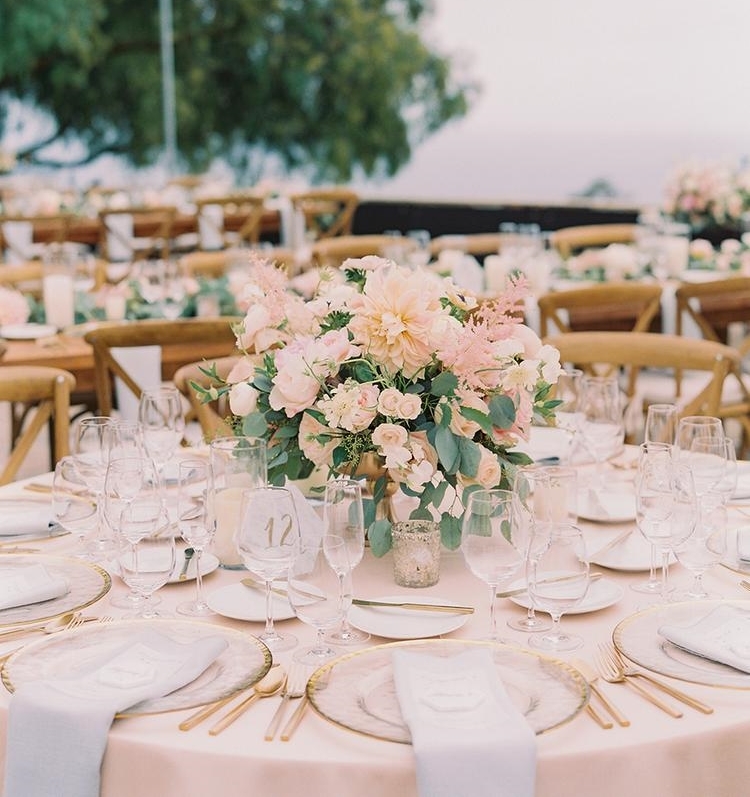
[209,665,287,735]
[0,612,79,642]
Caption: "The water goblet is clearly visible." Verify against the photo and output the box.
[235,486,300,652]
[644,403,678,445]
[51,456,97,559]
[714,437,738,505]
[527,523,589,652]
[176,460,215,617]
[116,499,175,618]
[579,375,625,488]
[674,495,727,600]
[461,488,525,641]
[288,535,349,665]
[675,416,726,498]
[321,478,368,645]
[138,385,185,485]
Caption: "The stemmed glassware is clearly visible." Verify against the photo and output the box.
[553,368,584,462]
[527,523,589,652]
[321,478,368,645]
[461,488,525,641]
[675,416,727,499]
[176,459,215,617]
[72,416,115,558]
[579,375,624,487]
[715,437,738,505]
[116,499,174,618]
[635,443,698,604]
[674,498,727,600]
[138,386,185,486]
[51,456,97,558]
[235,486,300,652]
[287,535,349,665]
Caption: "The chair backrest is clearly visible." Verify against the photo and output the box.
[0,365,76,484]
[290,188,359,240]
[430,233,504,258]
[1,214,75,264]
[537,282,663,338]
[195,194,266,249]
[549,224,638,258]
[675,275,750,344]
[173,355,241,442]
[83,318,241,416]
[311,234,403,267]
[545,331,738,418]
[98,206,177,261]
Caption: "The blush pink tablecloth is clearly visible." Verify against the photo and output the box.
[0,470,749,797]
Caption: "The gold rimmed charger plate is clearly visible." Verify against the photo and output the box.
[0,554,111,628]
[2,618,272,716]
[306,638,588,743]
[614,599,750,689]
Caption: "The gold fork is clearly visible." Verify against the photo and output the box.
[603,642,713,715]
[265,664,308,741]
[595,644,683,718]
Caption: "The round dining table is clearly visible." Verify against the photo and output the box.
[0,459,749,797]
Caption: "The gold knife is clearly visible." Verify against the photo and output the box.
[497,572,602,599]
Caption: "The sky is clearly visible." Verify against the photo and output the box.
[358,0,750,204]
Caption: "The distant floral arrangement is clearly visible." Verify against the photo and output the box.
[196,254,562,554]
[0,286,30,326]
[664,160,750,231]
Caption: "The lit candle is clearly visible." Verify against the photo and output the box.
[211,486,245,568]
[42,272,75,330]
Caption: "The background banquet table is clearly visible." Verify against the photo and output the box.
[0,465,750,797]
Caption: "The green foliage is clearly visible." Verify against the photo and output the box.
[0,0,475,179]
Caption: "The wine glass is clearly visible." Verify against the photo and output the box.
[235,486,300,652]
[579,375,624,488]
[674,496,727,600]
[176,459,215,617]
[715,437,738,505]
[116,499,175,618]
[73,416,115,558]
[138,386,186,485]
[527,523,589,652]
[51,456,97,558]
[287,535,349,665]
[675,416,726,499]
[108,419,145,460]
[553,367,584,462]
[644,403,678,445]
[321,478,368,645]
[636,446,697,604]
[460,488,525,641]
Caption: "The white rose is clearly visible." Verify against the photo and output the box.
[228,382,259,416]
[372,423,408,449]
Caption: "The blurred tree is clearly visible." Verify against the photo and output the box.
[0,0,475,180]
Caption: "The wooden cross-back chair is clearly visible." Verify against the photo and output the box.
[289,188,359,240]
[549,224,639,258]
[195,193,267,250]
[83,318,241,417]
[0,366,75,484]
[546,331,739,426]
[98,206,177,262]
[311,234,405,268]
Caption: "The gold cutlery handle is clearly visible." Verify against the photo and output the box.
[624,677,682,718]
[352,600,473,614]
[209,691,261,736]
[264,696,291,741]
[585,703,613,729]
[178,695,235,731]
[632,673,713,715]
[589,683,629,727]
[280,695,308,741]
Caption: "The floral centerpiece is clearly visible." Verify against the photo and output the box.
[197,255,562,555]
[0,286,31,326]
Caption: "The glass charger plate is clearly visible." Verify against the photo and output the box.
[2,618,272,715]
[307,639,588,743]
[0,554,111,628]
[614,599,750,689]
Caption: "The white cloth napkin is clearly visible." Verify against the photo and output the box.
[0,506,56,537]
[0,564,69,610]
[391,648,536,797]
[659,604,750,673]
[4,630,228,797]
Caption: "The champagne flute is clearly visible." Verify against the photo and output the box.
[235,486,300,652]
[527,523,589,652]
[579,375,624,489]
[644,403,678,445]
[176,460,215,617]
[461,488,525,641]
[288,535,349,665]
[138,386,186,485]
[51,456,97,558]
[322,478,368,645]
[73,416,115,558]
[116,499,175,618]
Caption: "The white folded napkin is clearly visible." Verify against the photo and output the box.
[0,564,69,610]
[581,491,636,521]
[732,462,750,500]
[4,630,228,797]
[392,648,536,797]
[659,604,750,673]
[0,506,56,538]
